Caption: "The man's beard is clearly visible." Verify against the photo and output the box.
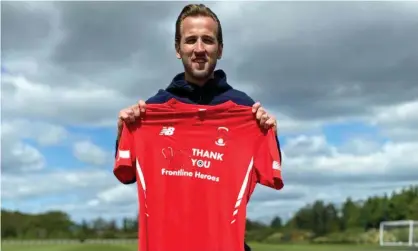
[183,59,217,82]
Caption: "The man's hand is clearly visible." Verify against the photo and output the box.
[252,102,278,134]
[117,100,146,139]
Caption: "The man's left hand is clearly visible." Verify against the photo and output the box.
[252,102,278,134]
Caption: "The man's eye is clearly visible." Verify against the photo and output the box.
[203,39,215,44]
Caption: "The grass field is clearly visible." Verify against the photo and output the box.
[2,243,417,251]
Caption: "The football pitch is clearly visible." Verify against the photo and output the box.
[2,243,415,251]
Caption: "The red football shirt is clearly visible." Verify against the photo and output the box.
[114,99,283,251]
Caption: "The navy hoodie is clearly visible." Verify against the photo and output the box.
[115,69,280,251]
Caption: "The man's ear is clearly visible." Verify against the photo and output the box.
[175,44,181,59]
[217,44,223,59]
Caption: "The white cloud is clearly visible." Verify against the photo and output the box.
[284,137,418,177]
[2,119,68,146]
[87,184,137,208]
[1,141,45,173]
[1,73,132,127]
[1,120,50,173]
[338,137,383,155]
[1,119,70,174]
[73,140,109,166]
[373,100,418,125]
[284,135,335,157]
[1,168,114,200]
[270,111,324,135]
[369,99,418,141]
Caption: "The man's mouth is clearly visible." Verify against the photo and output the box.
[193,58,207,63]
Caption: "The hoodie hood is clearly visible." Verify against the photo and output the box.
[165,69,233,105]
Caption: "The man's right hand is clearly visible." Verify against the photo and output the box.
[117,100,146,139]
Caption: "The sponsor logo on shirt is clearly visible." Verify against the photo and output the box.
[161,147,188,169]
[215,126,229,147]
[192,148,224,161]
[159,147,224,183]
[161,147,173,159]
[191,148,224,169]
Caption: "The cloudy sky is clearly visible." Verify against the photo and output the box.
[1,1,418,223]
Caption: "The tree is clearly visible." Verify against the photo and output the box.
[341,197,361,230]
[270,216,283,229]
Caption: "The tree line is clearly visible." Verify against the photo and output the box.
[2,185,417,244]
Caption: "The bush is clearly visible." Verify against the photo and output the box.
[312,232,357,244]
[312,236,331,244]
[246,228,275,242]
[311,229,382,244]
[358,229,380,244]
[263,232,284,244]
[280,230,314,243]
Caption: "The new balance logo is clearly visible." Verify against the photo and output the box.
[159,127,175,136]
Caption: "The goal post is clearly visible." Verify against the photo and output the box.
[379,220,418,247]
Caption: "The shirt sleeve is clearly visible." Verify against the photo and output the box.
[113,123,137,184]
[253,129,284,190]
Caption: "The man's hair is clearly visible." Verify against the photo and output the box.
[175,4,223,49]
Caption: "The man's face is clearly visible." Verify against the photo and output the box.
[176,16,223,83]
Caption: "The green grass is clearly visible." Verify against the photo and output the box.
[2,243,409,251]
[1,244,129,251]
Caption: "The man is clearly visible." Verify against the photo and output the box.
[115,4,280,251]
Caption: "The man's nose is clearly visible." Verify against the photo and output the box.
[194,40,205,53]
